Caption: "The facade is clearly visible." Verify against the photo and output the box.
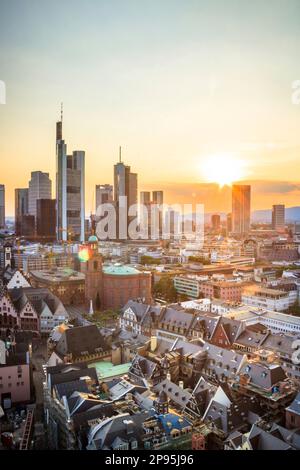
[82,236,152,310]
[174,275,201,299]
[242,285,290,312]
[95,184,113,211]
[0,184,5,229]
[56,118,85,242]
[15,188,29,236]
[200,281,243,303]
[16,214,35,238]
[28,171,52,222]
[0,337,31,408]
[211,214,221,231]
[30,268,85,306]
[232,184,251,235]
[272,204,285,231]
[36,199,56,241]
[114,151,138,240]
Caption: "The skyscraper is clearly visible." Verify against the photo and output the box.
[272,204,285,231]
[36,199,56,241]
[95,184,113,211]
[211,214,221,231]
[232,185,251,235]
[152,191,164,205]
[114,147,137,239]
[140,191,151,205]
[152,190,164,239]
[28,171,52,220]
[0,185,5,229]
[56,113,85,242]
[15,188,29,236]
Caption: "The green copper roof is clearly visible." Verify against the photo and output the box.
[103,263,140,276]
[88,235,98,242]
[88,361,131,379]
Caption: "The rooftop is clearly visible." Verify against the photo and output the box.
[103,263,143,276]
[88,361,131,380]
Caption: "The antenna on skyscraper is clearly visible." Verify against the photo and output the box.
[61,102,63,122]
[119,146,122,163]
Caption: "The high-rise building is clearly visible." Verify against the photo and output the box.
[15,188,29,236]
[56,114,85,242]
[15,188,29,219]
[140,191,164,239]
[140,192,151,237]
[232,185,251,235]
[95,184,113,211]
[226,213,232,235]
[114,147,137,239]
[140,191,151,205]
[152,191,164,205]
[36,199,56,241]
[0,185,5,229]
[272,204,285,231]
[152,191,164,239]
[18,215,35,238]
[28,171,52,221]
[211,214,221,231]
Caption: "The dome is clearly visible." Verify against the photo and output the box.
[88,235,98,243]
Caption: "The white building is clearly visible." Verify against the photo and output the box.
[224,306,300,335]
[242,285,290,312]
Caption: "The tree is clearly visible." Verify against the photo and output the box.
[153,275,178,302]
[140,255,161,265]
[188,256,210,265]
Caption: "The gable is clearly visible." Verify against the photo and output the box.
[7,271,31,290]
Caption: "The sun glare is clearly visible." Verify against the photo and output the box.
[201,154,245,187]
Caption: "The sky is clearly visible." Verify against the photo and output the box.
[0,0,300,216]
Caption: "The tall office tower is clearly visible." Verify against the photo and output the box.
[152,191,164,205]
[232,184,251,235]
[28,171,52,224]
[0,185,5,229]
[15,188,29,236]
[140,191,151,205]
[95,184,113,211]
[165,208,179,240]
[152,190,164,239]
[272,204,285,231]
[211,214,221,231]
[36,199,56,241]
[226,213,232,235]
[114,147,137,239]
[140,192,151,237]
[56,114,85,242]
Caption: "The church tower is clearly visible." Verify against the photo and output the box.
[81,235,103,310]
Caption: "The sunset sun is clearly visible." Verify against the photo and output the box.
[202,154,246,187]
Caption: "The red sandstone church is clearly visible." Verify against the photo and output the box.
[81,235,152,311]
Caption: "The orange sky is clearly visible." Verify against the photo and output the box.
[1,0,300,216]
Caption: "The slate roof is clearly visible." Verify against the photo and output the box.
[247,424,292,450]
[153,379,192,409]
[55,324,110,358]
[46,363,99,391]
[286,391,300,416]
[239,362,287,390]
[88,411,151,450]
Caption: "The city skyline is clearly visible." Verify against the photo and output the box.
[1,0,300,216]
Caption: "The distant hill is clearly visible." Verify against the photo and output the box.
[251,207,300,223]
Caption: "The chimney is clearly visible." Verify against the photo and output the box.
[179,380,184,390]
[167,372,171,381]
